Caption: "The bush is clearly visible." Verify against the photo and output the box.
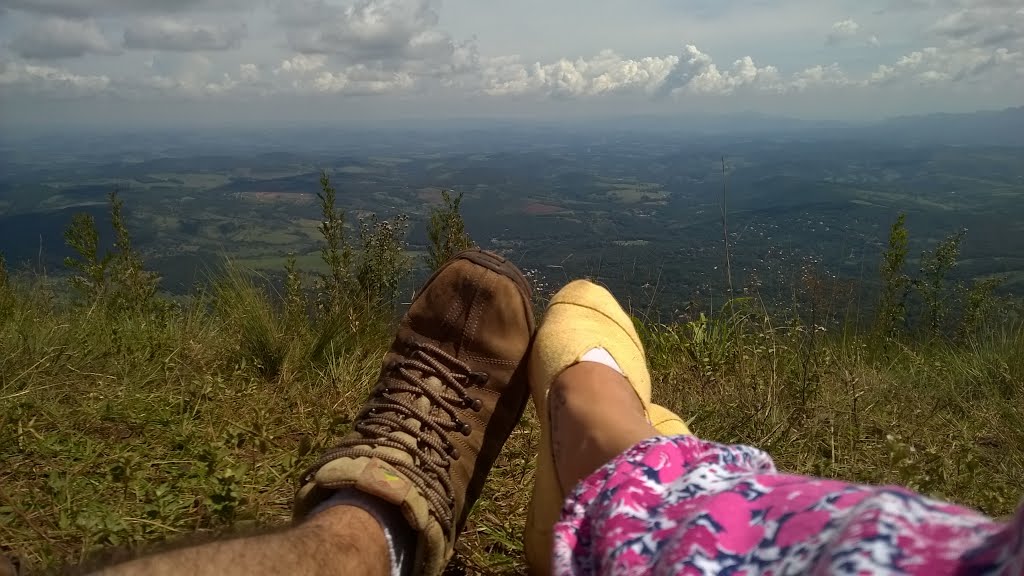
[426,190,474,271]
[63,190,160,315]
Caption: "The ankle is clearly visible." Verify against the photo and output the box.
[551,362,645,417]
[303,506,391,576]
[548,362,657,492]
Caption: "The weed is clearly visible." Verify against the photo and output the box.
[64,212,110,303]
[426,190,475,272]
[916,228,966,337]
[354,213,410,314]
[315,171,354,316]
[63,190,161,315]
[876,213,910,339]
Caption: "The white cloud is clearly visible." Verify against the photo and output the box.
[0,0,243,18]
[868,48,942,84]
[823,18,882,48]
[312,64,415,94]
[123,18,246,51]
[827,19,861,45]
[867,45,1022,85]
[275,54,328,74]
[280,0,477,76]
[9,17,117,59]
[0,58,110,94]
[480,46,859,99]
[273,53,417,94]
[932,10,986,38]
[790,63,851,91]
[1,0,1021,116]
[929,0,1024,46]
[238,63,260,82]
[481,50,679,97]
[670,46,782,95]
[132,53,260,97]
[283,0,442,57]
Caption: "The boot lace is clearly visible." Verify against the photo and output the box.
[307,341,486,531]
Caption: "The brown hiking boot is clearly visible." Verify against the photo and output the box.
[294,249,535,575]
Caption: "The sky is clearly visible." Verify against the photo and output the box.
[0,0,1022,130]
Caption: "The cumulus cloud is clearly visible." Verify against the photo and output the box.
[826,19,861,45]
[311,64,414,94]
[123,19,246,51]
[129,53,262,97]
[0,57,110,94]
[9,16,117,59]
[874,0,1022,84]
[824,19,881,48]
[272,53,417,94]
[867,44,1022,85]
[282,0,439,57]
[238,63,260,82]
[789,63,851,91]
[930,0,1024,46]
[669,46,782,95]
[481,50,679,97]
[479,46,857,99]
[279,0,477,77]
[869,48,942,84]
[932,10,986,38]
[275,54,328,74]
[2,0,1021,105]
[0,0,240,18]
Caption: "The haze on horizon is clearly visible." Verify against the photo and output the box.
[0,0,1022,131]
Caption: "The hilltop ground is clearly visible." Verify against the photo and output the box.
[1,188,1022,574]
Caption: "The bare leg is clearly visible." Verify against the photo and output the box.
[95,505,390,576]
[548,362,660,493]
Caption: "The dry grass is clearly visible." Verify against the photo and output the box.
[2,274,1023,575]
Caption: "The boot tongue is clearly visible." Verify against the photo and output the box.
[377,374,447,466]
[312,375,449,516]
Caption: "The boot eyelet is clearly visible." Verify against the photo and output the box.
[459,422,471,436]
[465,397,483,412]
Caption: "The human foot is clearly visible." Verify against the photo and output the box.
[524,280,689,575]
[295,249,535,576]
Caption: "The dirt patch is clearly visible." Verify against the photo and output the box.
[523,202,564,215]
[236,192,314,205]
[416,188,446,205]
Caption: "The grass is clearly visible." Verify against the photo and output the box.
[2,190,1023,574]
[2,271,1022,574]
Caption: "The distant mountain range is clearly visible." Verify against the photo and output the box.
[857,106,1024,146]
[588,106,1024,146]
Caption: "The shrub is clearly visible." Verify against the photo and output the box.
[426,190,474,271]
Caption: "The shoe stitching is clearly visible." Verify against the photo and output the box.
[463,354,518,367]
[549,300,645,352]
[464,269,493,351]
